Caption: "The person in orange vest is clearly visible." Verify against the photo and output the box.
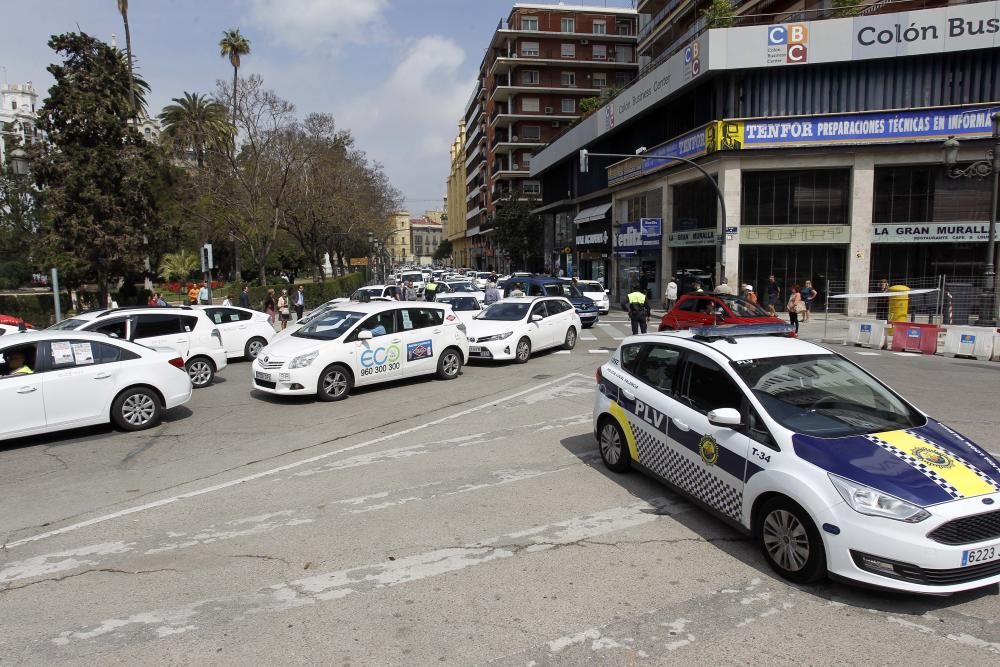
[187,283,199,305]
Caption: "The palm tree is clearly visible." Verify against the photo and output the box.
[158,250,200,281]
[117,0,136,118]
[218,29,251,131]
[158,92,233,167]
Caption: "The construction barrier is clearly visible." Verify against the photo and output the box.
[891,321,941,355]
[942,327,996,360]
[992,334,1000,362]
[846,320,888,349]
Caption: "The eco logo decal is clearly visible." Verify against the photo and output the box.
[407,339,433,361]
[913,446,953,469]
[360,344,401,368]
[699,435,719,466]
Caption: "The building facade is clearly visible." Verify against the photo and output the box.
[446,121,469,267]
[0,82,40,168]
[531,0,1000,316]
[411,216,444,265]
[463,2,638,271]
[388,211,412,264]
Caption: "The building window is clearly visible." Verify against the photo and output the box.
[561,43,575,58]
[874,165,993,224]
[617,21,631,36]
[10,101,16,110]
[521,70,540,85]
[521,41,539,57]
[592,44,606,60]
[521,16,538,31]
[614,72,630,87]
[523,181,541,195]
[673,179,719,231]
[593,20,606,35]
[593,73,607,88]
[522,154,532,168]
[561,98,575,113]
[521,97,540,113]
[561,71,576,87]
[742,170,851,226]
[616,45,632,63]
[520,125,541,141]
[561,18,575,33]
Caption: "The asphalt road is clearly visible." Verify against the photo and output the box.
[2,321,1000,665]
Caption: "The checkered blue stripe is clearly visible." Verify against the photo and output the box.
[863,434,962,500]
[907,430,1000,491]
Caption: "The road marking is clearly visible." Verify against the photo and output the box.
[854,352,881,356]
[579,332,597,341]
[554,350,571,355]
[6,372,589,550]
[597,323,629,340]
[589,349,609,354]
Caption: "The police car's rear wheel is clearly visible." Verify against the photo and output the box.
[317,364,352,402]
[598,418,630,473]
[514,337,531,363]
[562,327,577,350]
[757,498,826,584]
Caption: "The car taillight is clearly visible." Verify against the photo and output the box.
[168,356,185,369]
[596,366,603,384]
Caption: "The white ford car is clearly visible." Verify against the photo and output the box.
[252,301,469,401]
[594,323,1000,595]
[466,297,581,364]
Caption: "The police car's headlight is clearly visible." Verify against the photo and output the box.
[478,331,513,342]
[829,474,930,523]
[289,351,318,369]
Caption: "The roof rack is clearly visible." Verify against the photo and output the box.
[94,305,193,317]
[689,323,795,343]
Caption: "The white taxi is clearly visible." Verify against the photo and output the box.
[466,297,581,363]
[252,301,469,401]
[594,323,1000,594]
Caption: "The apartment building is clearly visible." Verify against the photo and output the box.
[411,216,444,265]
[0,82,39,168]
[445,121,469,267]
[463,2,638,271]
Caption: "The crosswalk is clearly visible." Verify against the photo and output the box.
[572,319,634,355]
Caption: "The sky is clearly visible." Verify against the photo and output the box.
[1,0,634,213]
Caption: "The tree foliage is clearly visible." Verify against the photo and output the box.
[158,249,200,280]
[489,195,539,272]
[702,0,736,28]
[159,92,233,167]
[832,0,862,18]
[433,238,453,262]
[0,130,38,288]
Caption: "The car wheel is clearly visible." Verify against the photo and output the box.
[756,497,827,585]
[436,348,462,380]
[514,337,531,364]
[598,417,630,473]
[317,364,353,401]
[562,327,577,350]
[111,387,161,431]
[244,337,267,359]
[186,357,215,387]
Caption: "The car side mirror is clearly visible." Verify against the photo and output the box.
[708,408,742,428]
[531,314,543,323]
[357,330,373,340]
[605,289,610,294]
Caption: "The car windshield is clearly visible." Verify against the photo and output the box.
[47,318,88,330]
[733,354,925,438]
[545,283,582,298]
[476,302,529,321]
[438,296,480,311]
[299,305,334,325]
[446,281,476,292]
[719,296,770,317]
[578,282,603,292]
[294,310,365,341]
[401,273,422,283]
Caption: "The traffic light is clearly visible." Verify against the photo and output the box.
[579,149,589,173]
[201,243,214,272]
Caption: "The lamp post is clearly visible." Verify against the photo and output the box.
[942,112,1000,325]
[9,147,29,177]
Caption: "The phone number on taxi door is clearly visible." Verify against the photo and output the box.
[360,362,400,377]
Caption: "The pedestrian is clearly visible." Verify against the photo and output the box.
[277,289,290,330]
[624,282,650,335]
[239,285,251,309]
[765,275,781,317]
[876,277,890,320]
[157,292,168,307]
[742,285,758,305]
[689,280,705,295]
[147,293,158,306]
[484,281,501,305]
[800,280,816,322]
[787,284,804,334]
[510,282,526,298]
[424,276,440,301]
[198,282,210,305]
[294,285,305,320]
[221,294,233,307]
[187,283,199,305]
[714,277,734,295]
[665,275,678,311]
[403,280,417,301]
[264,288,276,325]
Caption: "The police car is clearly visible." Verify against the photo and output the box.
[593,323,1000,594]
[252,301,469,401]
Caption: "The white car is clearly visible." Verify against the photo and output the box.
[435,293,484,328]
[473,272,493,290]
[399,271,425,295]
[594,323,1000,595]
[0,331,192,440]
[252,301,469,401]
[48,307,228,388]
[574,280,610,314]
[442,280,485,304]
[466,297,581,363]
[194,305,275,360]
[353,285,398,300]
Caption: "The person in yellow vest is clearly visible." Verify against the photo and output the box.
[624,282,650,335]
[5,349,33,375]
[424,277,440,301]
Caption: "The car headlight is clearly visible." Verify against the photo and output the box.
[828,473,930,523]
[288,351,319,369]
[478,331,513,342]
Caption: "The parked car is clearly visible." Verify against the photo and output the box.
[193,305,275,360]
[570,279,610,314]
[659,293,784,331]
[353,285,398,300]
[466,297,581,363]
[435,293,484,327]
[48,307,227,387]
[500,277,599,328]
[0,331,192,440]
[0,314,33,336]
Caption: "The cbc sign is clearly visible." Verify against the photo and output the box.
[767,23,808,64]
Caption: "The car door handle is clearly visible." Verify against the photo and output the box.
[17,386,37,394]
[390,339,401,344]
[93,373,112,379]
[174,338,187,343]
[622,389,635,401]
[432,329,442,334]
[672,417,689,431]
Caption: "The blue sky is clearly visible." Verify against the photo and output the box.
[2,0,633,212]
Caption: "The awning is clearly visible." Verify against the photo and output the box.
[574,203,612,225]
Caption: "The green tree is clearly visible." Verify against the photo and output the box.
[157,250,199,280]
[489,195,539,272]
[31,32,179,304]
[832,0,862,18]
[158,92,233,168]
[702,0,736,28]
[432,238,453,262]
[0,128,38,288]
[579,97,601,114]
[219,29,251,131]
[116,0,137,118]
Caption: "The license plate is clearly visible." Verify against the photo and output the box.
[469,345,483,353]
[254,371,271,381]
[962,543,1000,567]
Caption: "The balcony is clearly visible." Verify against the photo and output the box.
[465,160,484,184]
[465,146,484,170]
[491,54,637,75]
[491,84,601,102]
[492,138,545,155]
[490,112,579,128]
[463,122,483,151]
[494,167,531,180]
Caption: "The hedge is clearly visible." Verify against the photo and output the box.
[243,272,364,310]
[0,293,72,327]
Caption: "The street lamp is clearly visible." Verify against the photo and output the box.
[941,112,1000,325]
[9,148,29,177]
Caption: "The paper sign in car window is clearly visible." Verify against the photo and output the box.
[401,312,413,331]
[71,342,95,364]
[51,341,75,365]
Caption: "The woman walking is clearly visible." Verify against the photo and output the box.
[787,284,804,334]
[264,288,277,326]
[799,280,816,322]
[277,289,290,330]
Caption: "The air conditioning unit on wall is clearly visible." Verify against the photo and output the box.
[545,107,554,114]
[551,121,560,127]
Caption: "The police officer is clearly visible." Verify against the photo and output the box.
[424,276,440,301]
[624,282,650,335]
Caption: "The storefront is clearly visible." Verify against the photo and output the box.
[574,202,612,283]
[613,218,662,305]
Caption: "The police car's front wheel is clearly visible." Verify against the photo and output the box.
[756,497,826,585]
[598,417,630,473]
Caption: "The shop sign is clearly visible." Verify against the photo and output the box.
[740,225,852,245]
[614,221,662,254]
[641,218,662,237]
[576,231,609,246]
[667,229,718,247]
[872,222,1000,243]
[608,125,713,186]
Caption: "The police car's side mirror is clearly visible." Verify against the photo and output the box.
[357,330,373,341]
[708,407,742,429]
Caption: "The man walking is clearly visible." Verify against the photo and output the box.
[198,282,210,305]
[765,275,781,317]
[484,281,501,305]
[624,282,650,335]
[714,277,734,295]
[239,285,251,309]
[665,275,678,311]
[403,280,417,301]
[294,285,305,320]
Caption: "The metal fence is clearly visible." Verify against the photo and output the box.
[821,275,993,324]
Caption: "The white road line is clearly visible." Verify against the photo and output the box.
[597,323,629,340]
[589,349,610,354]
[6,372,589,550]
[579,332,597,341]
[854,352,881,356]
[554,350,571,355]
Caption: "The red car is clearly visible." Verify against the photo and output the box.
[659,293,784,331]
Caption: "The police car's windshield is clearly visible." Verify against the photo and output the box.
[294,311,365,341]
[438,296,480,311]
[48,318,87,330]
[477,302,530,321]
[734,354,924,438]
